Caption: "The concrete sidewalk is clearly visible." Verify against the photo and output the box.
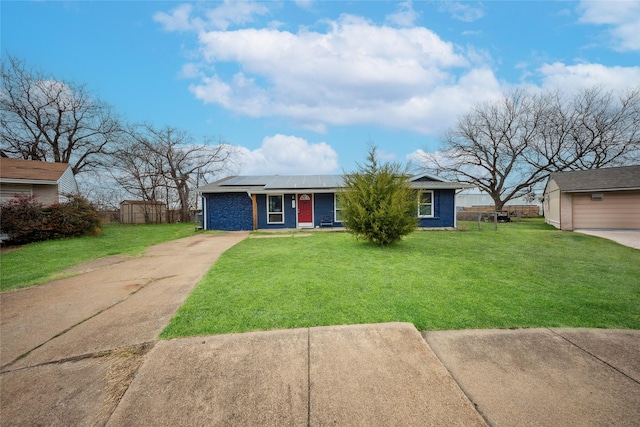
[425,328,640,426]
[107,323,486,426]
[2,324,638,426]
[1,231,639,426]
[104,325,640,427]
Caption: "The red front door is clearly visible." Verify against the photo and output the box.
[297,194,313,224]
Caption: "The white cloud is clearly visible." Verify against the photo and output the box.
[183,14,501,136]
[234,134,339,175]
[577,0,640,51]
[386,1,420,28]
[204,0,269,31]
[439,2,485,22]
[538,62,640,93]
[154,4,195,32]
[160,5,636,142]
[154,1,269,32]
[407,148,489,180]
[180,63,202,79]
[376,149,397,161]
[293,0,315,11]
[406,148,428,165]
[407,148,448,173]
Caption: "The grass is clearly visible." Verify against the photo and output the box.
[0,223,196,291]
[161,219,640,338]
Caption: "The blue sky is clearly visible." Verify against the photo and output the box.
[2,1,639,176]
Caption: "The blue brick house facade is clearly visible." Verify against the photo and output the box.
[198,174,466,231]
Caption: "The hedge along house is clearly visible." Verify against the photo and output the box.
[197,174,469,231]
[544,165,640,231]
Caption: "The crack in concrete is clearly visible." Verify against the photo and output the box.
[547,328,640,386]
[421,332,493,427]
[1,342,155,374]
[0,275,177,371]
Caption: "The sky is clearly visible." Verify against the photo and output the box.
[2,0,640,177]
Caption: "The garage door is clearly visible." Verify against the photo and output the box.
[572,191,640,229]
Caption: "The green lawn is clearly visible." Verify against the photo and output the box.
[0,223,195,291]
[161,219,640,337]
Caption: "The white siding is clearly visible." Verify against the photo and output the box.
[544,180,561,229]
[0,184,32,202]
[57,166,79,198]
[0,183,61,205]
[572,190,640,230]
[32,184,59,205]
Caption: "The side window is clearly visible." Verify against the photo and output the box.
[418,191,433,217]
[268,195,284,223]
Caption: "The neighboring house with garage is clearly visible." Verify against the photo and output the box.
[543,165,640,231]
[0,158,78,204]
[197,173,470,231]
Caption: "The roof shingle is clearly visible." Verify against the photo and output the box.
[197,174,469,193]
[0,158,71,182]
[549,165,640,192]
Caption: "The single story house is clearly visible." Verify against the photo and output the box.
[0,158,78,204]
[197,174,470,231]
[543,165,640,231]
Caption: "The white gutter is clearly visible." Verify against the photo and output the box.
[202,196,207,230]
[563,187,640,193]
[0,178,58,185]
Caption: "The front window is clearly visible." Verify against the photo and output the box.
[418,191,433,217]
[334,194,344,222]
[268,195,284,223]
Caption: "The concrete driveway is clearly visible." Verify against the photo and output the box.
[1,231,639,426]
[575,229,640,249]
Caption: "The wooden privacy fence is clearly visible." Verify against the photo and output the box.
[457,205,540,222]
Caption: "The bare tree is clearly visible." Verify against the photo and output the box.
[112,124,236,222]
[540,86,640,171]
[421,86,640,211]
[0,55,121,174]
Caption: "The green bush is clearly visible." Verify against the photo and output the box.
[0,194,101,244]
[339,146,417,245]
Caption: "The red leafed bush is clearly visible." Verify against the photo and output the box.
[0,194,101,244]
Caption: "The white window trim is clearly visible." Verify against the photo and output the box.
[418,190,434,218]
[267,194,285,224]
[334,193,344,223]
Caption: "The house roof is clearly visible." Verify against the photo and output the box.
[222,175,344,189]
[197,174,470,194]
[549,165,640,193]
[0,158,71,183]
